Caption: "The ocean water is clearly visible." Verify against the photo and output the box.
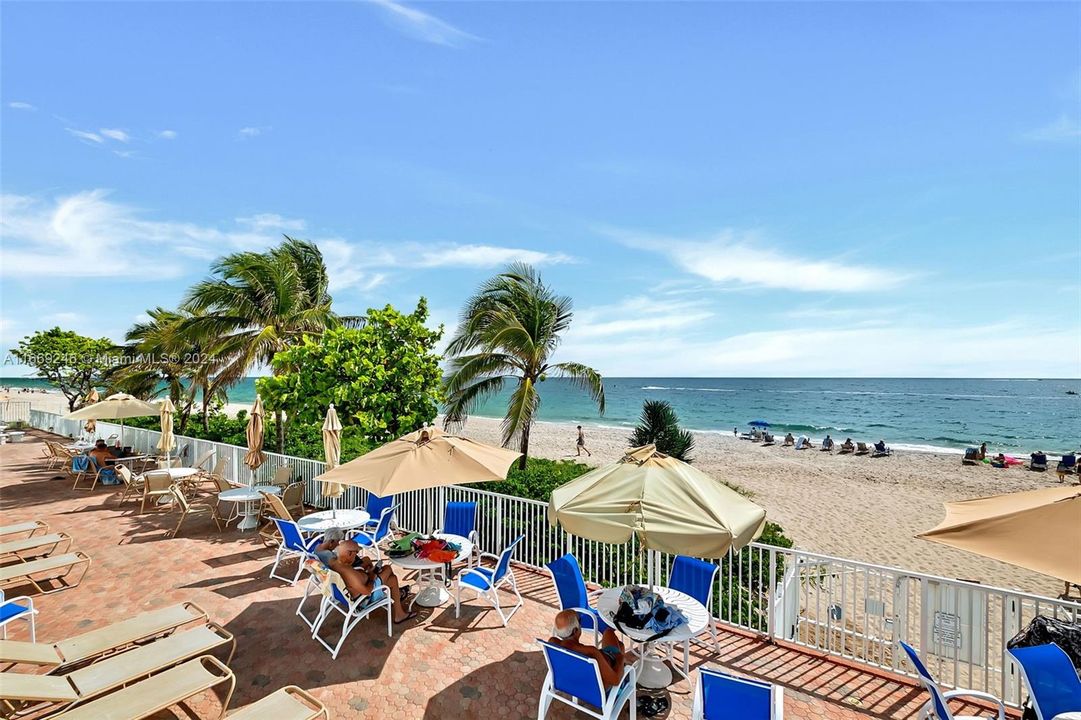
[3,376,1078,455]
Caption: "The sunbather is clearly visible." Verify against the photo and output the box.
[795,435,814,450]
[839,438,854,453]
[990,453,1008,469]
[313,528,345,566]
[325,540,416,624]
[821,435,835,452]
[978,442,987,460]
[549,609,627,688]
[783,433,795,446]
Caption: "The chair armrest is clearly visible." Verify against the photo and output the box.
[941,689,1006,720]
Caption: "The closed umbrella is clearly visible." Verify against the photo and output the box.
[66,392,159,447]
[322,404,344,505]
[81,389,100,435]
[243,397,266,487]
[549,444,767,559]
[157,397,176,464]
[918,487,1081,588]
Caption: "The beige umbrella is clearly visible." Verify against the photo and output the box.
[321,404,344,504]
[66,392,159,446]
[314,426,521,497]
[548,444,767,559]
[918,487,1081,587]
[81,388,100,435]
[157,397,176,463]
[243,397,266,486]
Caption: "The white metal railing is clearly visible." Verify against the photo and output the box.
[0,401,31,423]
[27,409,1079,707]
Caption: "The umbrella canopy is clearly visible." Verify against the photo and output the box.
[81,388,100,434]
[748,420,770,427]
[321,404,344,500]
[244,397,266,476]
[65,393,158,420]
[314,426,521,497]
[549,444,767,558]
[918,487,1081,585]
[157,397,176,458]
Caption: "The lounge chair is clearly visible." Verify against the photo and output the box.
[0,523,48,541]
[0,552,91,596]
[855,442,871,456]
[0,591,36,641]
[281,481,307,519]
[0,624,235,717]
[838,441,854,455]
[547,554,606,644]
[0,533,73,563]
[455,534,525,626]
[258,491,298,547]
[1006,642,1081,720]
[0,601,207,670]
[436,501,480,568]
[169,486,225,537]
[359,493,394,533]
[692,666,783,719]
[268,518,321,585]
[270,464,293,488]
[41,654,236,720]
[227,686,328,720]
[536,639,636,720]
[782,435,794,447]
[899,640,1005,720]
[140,470,175,514]
[962,448,981,466]
[68,456,114,492]
[353,506,398,561]
[1028,452,1048,472]
[668,556,720,678]
[1056,453,1077,481]
[871,441,891,458]
[311,568,392,659]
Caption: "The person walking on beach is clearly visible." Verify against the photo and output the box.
[576,425,591,457]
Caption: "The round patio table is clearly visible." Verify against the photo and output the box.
[218,485,281,531]
[596,586,709,689]
[1052,714,1081,720]
[391,533,473,608]
[297,509,371,535]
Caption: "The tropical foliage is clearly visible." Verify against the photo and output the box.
[11,328,121,411]
[258,300,443,442]
[443,263,605,469]
[628,399,696,462]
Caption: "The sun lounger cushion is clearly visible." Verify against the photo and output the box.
[0,533,71,558]
[0,553,89,585]
[55,602,207,665]
[0,672,79,703]
[0,639,65,666]
[0,521,48,539]
[228,686,327,720]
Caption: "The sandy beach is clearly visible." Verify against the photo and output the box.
[7,388,1070,597]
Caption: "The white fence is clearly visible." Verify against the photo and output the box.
[29,410,1079,707]
[0,401,31,424]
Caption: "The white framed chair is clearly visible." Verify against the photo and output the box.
[692,666,783,719]
[537,639,636,719]
[455,534,525,626]
[310,569,392,659]
[268,517,321,585]
[353,506,397,561]
[899,641,1005,720]
[667,555,721,676]
[0,590,37,641]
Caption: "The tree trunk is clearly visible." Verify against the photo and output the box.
[275,408,285,453]
[517,422,530,471]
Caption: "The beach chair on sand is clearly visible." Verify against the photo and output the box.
[1007,643,1081,720]
[962,448,981,466]
[761,433,775,446]
[855,442,871,456]
[0,601,208,670]
[1056,453,1076,481]
[871,441,891,458]
[899,641,1005,720]
[227,686,328,720]
[0,533,73,564]
[0,552,90,597]
[0,522,48,541]
[1028,452,1048,472]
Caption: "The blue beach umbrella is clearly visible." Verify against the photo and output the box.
[749,420,770,427]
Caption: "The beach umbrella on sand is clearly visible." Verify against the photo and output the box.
[748,420,770,427]
[918,487,1081,590]
[81,389,100,435]
[157,397,176,463]
[548,444,767,559]
[65,392,159,447]
[244,397,266,486]
[321,404,344,505]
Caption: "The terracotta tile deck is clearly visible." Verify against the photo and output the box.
[1,431,1015,719]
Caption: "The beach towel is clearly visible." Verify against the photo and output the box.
[71,455,90,472]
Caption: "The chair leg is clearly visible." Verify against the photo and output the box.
[710,621,720,654]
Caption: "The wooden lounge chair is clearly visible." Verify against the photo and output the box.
[0,523,48,541]
[169,487,225,537]
[0,601,207,670]
[0,552,90,596]
[0,533,73,563]
[228,686,328,720]
[46,654,236,720]
[855,442,871,456]
[257,491,296,547]
[0,624,235,717]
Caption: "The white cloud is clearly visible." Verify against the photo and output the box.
[158,130,178,140]
[414,244,573,268]
[65,128,104,144]
[368,0,479,48]
[607,228,907,293]
[238,126,265,138]
[570,296,713,338]
[99,128,130,142]
[8,101,36,111]
[1024,115,1081,142]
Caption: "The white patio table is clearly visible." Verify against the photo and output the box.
[297,509,371,535]
[218,485,281,531]
[390,533,473,608]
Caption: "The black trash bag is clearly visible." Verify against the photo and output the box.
[1007,615,1081,720]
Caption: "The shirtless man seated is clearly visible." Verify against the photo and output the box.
[325,540,417,624]
[548,609,627,688]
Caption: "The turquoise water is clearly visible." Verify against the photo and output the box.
[3,376,1078,454]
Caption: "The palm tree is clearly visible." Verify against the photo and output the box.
[443,263,605,470]
[180,236,357,450]
[628,399,695,462]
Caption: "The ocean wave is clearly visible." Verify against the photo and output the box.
[641,386,735,393]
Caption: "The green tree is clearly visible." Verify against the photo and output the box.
[443,263,605,470]
[10,328,121,411]
[628,399,695,462]
[258,300,443,442]
[181,236,357,451]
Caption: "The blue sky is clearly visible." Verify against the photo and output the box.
[2,1,1079,378]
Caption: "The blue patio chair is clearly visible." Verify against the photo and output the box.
[692,666,783,719]
[1006,643,1081,720]
[546,554,608,644]
[537,639,636,720]
[311,570,392,659]
[455,534,525,626]
[437,501,479,568]
[268,518,322,585]
[0,590,37,641]
[899,641,1005,720]
[359,493,394,531]
[353,506,397,561]
[669,555,720,676]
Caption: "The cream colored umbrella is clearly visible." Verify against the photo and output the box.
[243,397,266,486]
[157,397,176,463]
[918,487,1081,588]
[321,404,344,505]
[314,426,521,497]
[66,392,159,447]
[81,388,100,435]
[548,444,767,559]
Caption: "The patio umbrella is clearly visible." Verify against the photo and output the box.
[243,397,266,486]
[157,397,176,463]
[314,426,521,497]
[65,392,159,447]
[81,388,100,435]
[321,404,344,504]
[548,444,767,559]
[917,487,1081,586]
[748,420,770,427]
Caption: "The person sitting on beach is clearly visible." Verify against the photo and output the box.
[783,433,795,446]
[313,528,346,566]
[840,438,855,452]
[795,435,815,450]
[325,540,416,624]
[978,442,987,460]
[990,453,1008,469]
[549,609,627,688]
[822,435,835,452]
